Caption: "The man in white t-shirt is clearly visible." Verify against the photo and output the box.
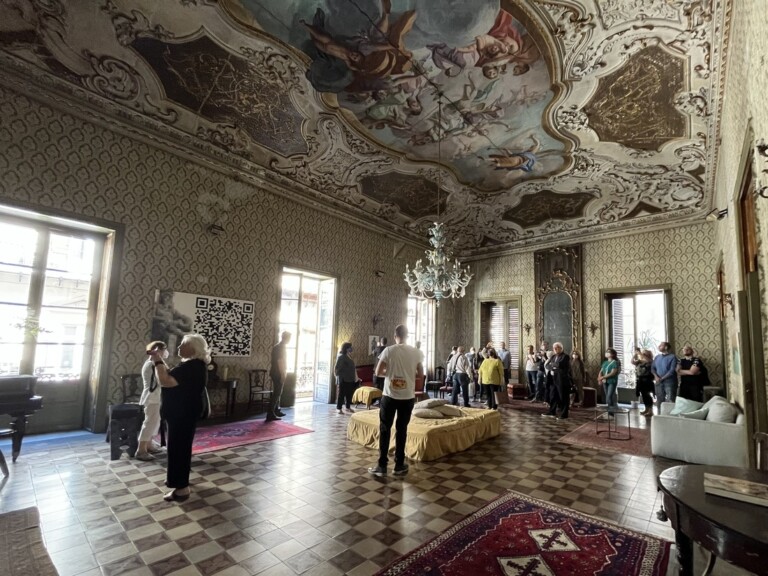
[368,324,424,477]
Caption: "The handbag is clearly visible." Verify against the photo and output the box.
[200,368,211,420]
[200,386,211,419]
[494,385,510,405]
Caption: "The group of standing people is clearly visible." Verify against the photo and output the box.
[632,342,709,415]
[524,341,586,416]
[521,339,709,418]
[445,342,511,409]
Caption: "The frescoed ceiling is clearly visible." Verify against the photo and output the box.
[0,0,727,256]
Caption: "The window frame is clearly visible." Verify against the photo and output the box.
[600,284,674,384]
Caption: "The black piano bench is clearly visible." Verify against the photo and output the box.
[0,428,12,476]
[107,404,144,461]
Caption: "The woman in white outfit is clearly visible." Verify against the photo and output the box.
[135,340,166,461]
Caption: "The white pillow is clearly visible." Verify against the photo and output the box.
[413,408,445,419]
[702,395,727,410]
[434,404,464,417]
[669,397,704,415]
[705,398,740,423]
[680,408,709,420]
[414,399,447,410]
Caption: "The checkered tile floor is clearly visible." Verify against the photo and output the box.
[0,401,743,575]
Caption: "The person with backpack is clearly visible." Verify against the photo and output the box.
[677,345,708,402]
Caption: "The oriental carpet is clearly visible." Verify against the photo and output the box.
[559,421,652,458]
[192,419,313,454]
[505,398,595,420]
[376,490,670,576]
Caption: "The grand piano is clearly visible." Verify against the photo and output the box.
[0,375,43,462]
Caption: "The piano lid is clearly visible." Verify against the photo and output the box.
[0,375,38,400]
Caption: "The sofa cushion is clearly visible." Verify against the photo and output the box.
[705,397,740,423]
[680,407,709,420]
[415,398,447,410]
[413,408,444,419]
[670,397,704,415]
[434,404,464,417]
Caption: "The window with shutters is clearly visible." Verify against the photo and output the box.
[603,288,670,387]
[479,298,522,379]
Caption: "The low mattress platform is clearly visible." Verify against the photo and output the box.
[347,407,500,461]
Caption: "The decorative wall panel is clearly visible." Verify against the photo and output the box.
[465,224,722,385]
[0,86,422,418]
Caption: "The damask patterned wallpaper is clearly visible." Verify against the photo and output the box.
[709,0,768,410]
[465,224,722,386]
[0,85,423,423]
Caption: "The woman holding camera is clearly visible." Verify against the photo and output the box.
[135,340,167,461]
[148,333,210,502]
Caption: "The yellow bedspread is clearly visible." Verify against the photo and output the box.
[346,407,500,461]
[351,386,382,408]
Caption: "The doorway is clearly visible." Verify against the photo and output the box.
[0,213,107,431]
[278,267,337,403]
[737,157,768,464]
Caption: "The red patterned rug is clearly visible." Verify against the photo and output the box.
[505,399,595,420]
[376,490,670,576]
[559,422,652,458]
[192,420,313,454]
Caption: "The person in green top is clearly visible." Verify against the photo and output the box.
[598,347,622,414]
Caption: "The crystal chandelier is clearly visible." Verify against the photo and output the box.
[404,98,473,306]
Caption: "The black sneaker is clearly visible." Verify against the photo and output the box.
[368,465,387,477]
[275,410,286,417]
[265,414,281,422]
[393,464,409,476]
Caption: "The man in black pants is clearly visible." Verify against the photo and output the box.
[267,331,291,422]
[543,342,572,420]
[368,325,423,477]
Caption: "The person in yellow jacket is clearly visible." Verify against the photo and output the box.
[478,348,505,410]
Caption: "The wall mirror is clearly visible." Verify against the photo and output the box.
[535,245,582,354]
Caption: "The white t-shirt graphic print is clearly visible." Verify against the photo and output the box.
[378,344,422,400]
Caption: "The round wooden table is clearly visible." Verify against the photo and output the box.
[657,464,768,576]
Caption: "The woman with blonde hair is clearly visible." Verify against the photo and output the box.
[148,333,210,502]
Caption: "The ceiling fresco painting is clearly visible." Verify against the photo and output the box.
[0,0,727,256]
[229,0,569,191]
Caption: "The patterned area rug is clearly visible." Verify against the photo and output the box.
[505,399,596,420]
[376,490,670,576]
[558,421,652,458]
[0,507,59,576]
[192,420,313,454]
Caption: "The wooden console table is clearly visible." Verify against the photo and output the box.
[658,464,768,576]
[209,378,237,417]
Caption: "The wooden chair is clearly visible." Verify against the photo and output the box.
[247,369,271,413]
[755,432,768,471]
[0,427,13,477]
[415,375,427,401]
[120,374,142,403]
[426,366,445,397]
[105,373,143,443]
[438,372,453,399]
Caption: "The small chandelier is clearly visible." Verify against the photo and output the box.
[404,97,473,306]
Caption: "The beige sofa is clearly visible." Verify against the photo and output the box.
[650,398,748,467]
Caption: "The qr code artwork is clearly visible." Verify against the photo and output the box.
[194,296,255,356]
